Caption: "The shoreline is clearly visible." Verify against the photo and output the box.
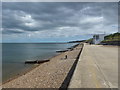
[2,50,63,85]
[3,43,82,88]
[2,43,79,85]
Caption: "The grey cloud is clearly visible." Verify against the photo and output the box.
[3,28,24,34]
[2,2,118,35]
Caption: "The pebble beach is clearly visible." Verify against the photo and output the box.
[2,44,83,88]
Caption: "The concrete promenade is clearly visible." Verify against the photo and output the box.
[69,43,118,88]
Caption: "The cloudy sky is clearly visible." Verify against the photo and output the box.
[2,2,118,43]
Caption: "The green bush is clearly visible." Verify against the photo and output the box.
[104,32,120,42]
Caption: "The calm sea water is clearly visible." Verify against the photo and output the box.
[2,43,77,82]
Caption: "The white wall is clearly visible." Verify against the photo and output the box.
[93,34,105,44]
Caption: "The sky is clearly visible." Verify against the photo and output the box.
[2,2,118,43]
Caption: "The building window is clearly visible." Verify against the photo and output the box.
[93,35,99,40]
[96,35,99,40]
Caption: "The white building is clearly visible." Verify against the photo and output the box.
[93,34,105,44]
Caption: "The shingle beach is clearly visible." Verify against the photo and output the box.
[2,44,83,88]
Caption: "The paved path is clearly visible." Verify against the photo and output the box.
[69,43,118,88]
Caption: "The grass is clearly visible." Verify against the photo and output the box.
[102,32,120,42]
[85,38,93,43]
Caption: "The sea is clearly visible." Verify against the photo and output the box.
[2,43,77,82]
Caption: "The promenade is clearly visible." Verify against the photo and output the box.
[69,43,118,88]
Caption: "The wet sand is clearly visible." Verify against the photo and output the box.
[2,44,83,88]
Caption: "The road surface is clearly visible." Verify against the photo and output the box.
[69,43,118,88]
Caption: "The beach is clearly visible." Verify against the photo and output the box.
[2,43,77,82]
[2,44,83,88]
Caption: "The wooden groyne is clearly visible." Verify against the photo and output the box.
[56,43,80,53]
[25,59,50,64]
[56,50,68,53]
